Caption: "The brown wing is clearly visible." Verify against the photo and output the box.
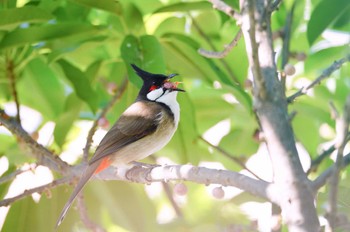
[88,101,163,165]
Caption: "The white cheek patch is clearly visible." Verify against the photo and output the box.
[147,88,164,101]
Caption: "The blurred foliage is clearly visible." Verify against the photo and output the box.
[0,0,349,231]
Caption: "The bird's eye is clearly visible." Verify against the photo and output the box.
[149,85,157,91]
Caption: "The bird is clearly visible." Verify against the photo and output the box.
[55,64,184,228]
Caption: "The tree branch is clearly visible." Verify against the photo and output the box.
[199,136,262,179]
[83,78,128,162]
[0,163,278,209]
[97,164,277,204]
[241,0,320,230]
[76,194,106,232]
[5,56,21,123]
[288,54,350,103]
[0,110,70,174]
[326,95,350,230]
[207,0,241,21]
[0,177,70,207]
[191,16,240,85]
[311,152,350,191]
[0,163,37,185]
[280,1,296,92]
[198,29,243,59]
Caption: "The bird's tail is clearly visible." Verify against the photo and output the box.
[55,161,100,229]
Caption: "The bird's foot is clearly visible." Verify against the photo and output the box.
[125,162,159,183]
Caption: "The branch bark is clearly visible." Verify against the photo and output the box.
[241,0,320,231]
[0,110,70,174]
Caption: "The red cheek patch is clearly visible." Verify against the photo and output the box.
[149,85,157,91]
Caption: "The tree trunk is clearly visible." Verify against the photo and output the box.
[241,0,320,231]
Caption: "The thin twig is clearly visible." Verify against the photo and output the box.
[288,55,350,103]
[83,78,128,162]
[6,56,21,123]
[269,0,283,12]
[312,152,350,191]
[280,1,296,92]
[148,155,183,217]
[77,194,106,232]
[199,136,262,180]
[307,145,336,175]
[162,182,183,217]
[207,0,241,21]
[0,163,37,185]
[198,29,243,59]
[326,95,350,230]
[0,177,70,207]
[191,16,240,85]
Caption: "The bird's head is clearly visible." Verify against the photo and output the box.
[131,64,185,102]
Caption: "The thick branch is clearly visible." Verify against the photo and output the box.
[0,111,70,174]
[97,164,276,204]
[241,0,320,230]
[0,163,278,208]
[288,54,350,103]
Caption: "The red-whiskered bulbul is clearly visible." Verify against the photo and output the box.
[56,64,184,228]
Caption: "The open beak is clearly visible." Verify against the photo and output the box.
[164,73,185,92]
[164,79,185,92]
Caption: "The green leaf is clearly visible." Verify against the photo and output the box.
[69,0,121,15]
[120,35,166,88]
[58,59,99,112]
[120,35,143,87]
[307,0,350,45]
[140,35,166,73]
[18,58,65,119]
[0,23,103,50]
[0,6,53,31]
[154,1,212,13]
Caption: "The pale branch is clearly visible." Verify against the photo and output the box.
[5,56,21,123]
[191,16,240,84]
[311,152,350,191]
[0,163,277,209]
[0,110,70,173]
[77,194,106,232]
[97,164,277,205]
[207,0,241,21]
[326,95,350,229]
[280,1,296,92]
[288,54,350,103]
[199,136,262,179]
[0,177,70,207]
[0,163,37,185]
[83,78,128,162]
[198,29,242,59]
